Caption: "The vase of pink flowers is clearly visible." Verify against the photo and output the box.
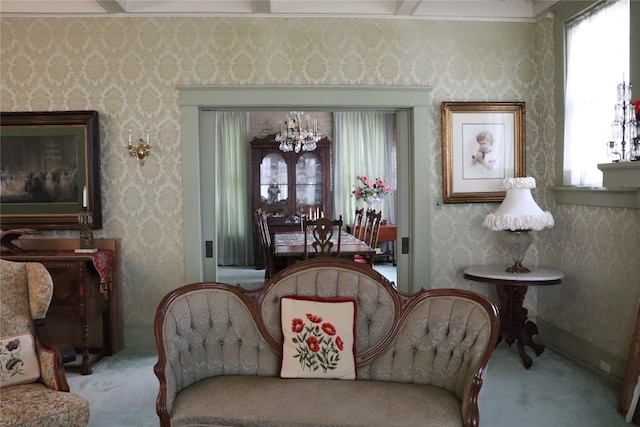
[352,175,390,205]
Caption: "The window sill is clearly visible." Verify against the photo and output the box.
[552,186,640,209]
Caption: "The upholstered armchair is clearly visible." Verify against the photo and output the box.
[0,259,89,426]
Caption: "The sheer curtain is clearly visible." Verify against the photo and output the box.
[563,0,629,186]
[334,111,396,224]
[216,111,252,266]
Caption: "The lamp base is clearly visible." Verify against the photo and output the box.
[500,230,533,274]
[505,261,531,274]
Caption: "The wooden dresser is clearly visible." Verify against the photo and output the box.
[1,238,123,374]
[376,224,397,265]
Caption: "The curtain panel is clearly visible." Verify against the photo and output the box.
[334,111,396,225]
[563,0,629,186]
[216,111,252,266]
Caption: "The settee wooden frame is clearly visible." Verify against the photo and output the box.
[154,258,500,427]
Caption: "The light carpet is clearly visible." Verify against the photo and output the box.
[67,344,629,427]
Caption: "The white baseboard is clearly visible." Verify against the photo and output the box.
[537,317,625,384]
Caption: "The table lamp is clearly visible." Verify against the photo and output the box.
[483,177,554,273]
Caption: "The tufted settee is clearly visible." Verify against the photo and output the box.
[154,258,499,427]
[0,259,90,427]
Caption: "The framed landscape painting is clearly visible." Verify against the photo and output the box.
[0,111,102,229]
[441,102,526,203]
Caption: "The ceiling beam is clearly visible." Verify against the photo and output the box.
[253,0,271,14]
[396,0,419,16]
[97,0,126,13]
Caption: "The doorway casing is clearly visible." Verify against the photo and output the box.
[178,85,432,293]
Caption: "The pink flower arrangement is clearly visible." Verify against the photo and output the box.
[351,175,390,200]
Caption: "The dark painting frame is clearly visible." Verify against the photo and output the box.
[0,111,102,229]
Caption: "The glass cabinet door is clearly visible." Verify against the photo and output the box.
[252,134,331,224]
[295,152,323,215]
[260,153,288,206]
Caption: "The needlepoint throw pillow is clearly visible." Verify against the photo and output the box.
[280,296,357,380]
[0,333,41,388]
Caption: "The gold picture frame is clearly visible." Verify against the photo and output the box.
[441,102,526,203]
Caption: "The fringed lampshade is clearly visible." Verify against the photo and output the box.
[483,177,554,273]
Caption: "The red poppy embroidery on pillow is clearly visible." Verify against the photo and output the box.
[290,312,343,372]
[306,313,322,323]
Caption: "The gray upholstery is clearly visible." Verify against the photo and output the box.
[260,266,396,354]
[159,289,279,414]
[170,376,463,427]
[155,259,499,427]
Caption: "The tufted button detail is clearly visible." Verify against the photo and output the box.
[238,339,243,345]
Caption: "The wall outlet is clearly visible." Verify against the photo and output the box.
[401,237,409,254]
[599,360,611,374]
[433,197,442,210]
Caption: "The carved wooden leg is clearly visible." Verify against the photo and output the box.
[497,284,543,369]
[80,319,91,375]
[496,285,528,345]
[523,320,545,356]
[516,331,533,369]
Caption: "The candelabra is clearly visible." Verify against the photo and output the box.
[609,81,639,162]
[127,130,152,166]
[75,209,97,253]
[276,112,322,153]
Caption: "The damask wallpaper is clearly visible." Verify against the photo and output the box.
[1,16,638,371]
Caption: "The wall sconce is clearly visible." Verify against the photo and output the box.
[127,130,151,166]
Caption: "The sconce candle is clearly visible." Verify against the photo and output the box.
[82,185,87,208]
[126,130,152,166]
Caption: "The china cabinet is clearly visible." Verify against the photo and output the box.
[251,133,332,225]
[251,133,332,267]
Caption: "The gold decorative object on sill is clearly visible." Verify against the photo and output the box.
[127,130,152,166]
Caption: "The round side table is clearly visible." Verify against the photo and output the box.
[463,265,564,369]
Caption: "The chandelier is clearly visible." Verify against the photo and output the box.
[276,112,322,153]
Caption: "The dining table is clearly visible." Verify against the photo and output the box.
[273,230,375,259]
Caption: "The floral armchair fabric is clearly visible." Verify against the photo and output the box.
[0,259,90,427]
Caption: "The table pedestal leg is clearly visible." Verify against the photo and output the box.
[496,284,545,369]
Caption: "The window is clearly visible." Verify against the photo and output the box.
[563,0,630,186]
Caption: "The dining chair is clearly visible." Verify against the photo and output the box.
[352,207,366,240]
[254,209,272,278]
[254,208,287,279]
[354,209,383,266]
[303,215,343,258]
